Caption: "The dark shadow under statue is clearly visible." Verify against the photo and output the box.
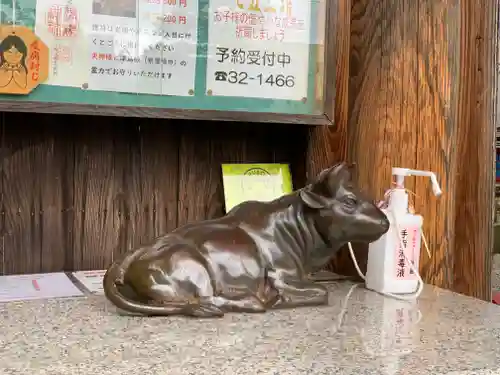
[103,162,390,317]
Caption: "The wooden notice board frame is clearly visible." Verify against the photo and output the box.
[0,0,338,126]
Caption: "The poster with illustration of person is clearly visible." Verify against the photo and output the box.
[0,34,28,89]
[0,25,48,95]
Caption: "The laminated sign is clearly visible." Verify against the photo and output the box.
[0,25,49,95]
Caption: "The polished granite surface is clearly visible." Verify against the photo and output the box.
[493,254,500,290]
[2,281,500,375]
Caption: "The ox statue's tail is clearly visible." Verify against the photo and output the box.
[103,247,190,316]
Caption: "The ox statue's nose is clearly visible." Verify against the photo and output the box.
[380,217,390,233]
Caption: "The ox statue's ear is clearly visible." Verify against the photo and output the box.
[314,167,333,183]
[299,187,329,209]
[315,162,355,185]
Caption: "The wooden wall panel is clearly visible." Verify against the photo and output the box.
[345,0,461,286]
[0,117,309,274]
[71,119,127,271]
[334,0,424,277]
[177,122,308,227]
[452,0,498,298]
[306,0,349,182]
[308,0,352,273]
[116,121,179,259]
[1,114,69,274]
[128,121,179,244]
[337,0,497,300]
[177,123,222,226]
[71,119,181,271]
[414,0,459,290]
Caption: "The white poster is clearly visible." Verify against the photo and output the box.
[206,0,312,101]
[35,0,198,96]
[0,272,83,302]
[72,270,105,294]
[34,0,93,88]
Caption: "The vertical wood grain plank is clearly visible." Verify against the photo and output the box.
[177,122,221,225]
[306,0,349,183]
[350,0,415,204]
[72,118,124,271]
[400,0,419,197]
[41,119,73,273]
[2,118,42,274]
[414,0,459,290]
[61,127,75,272]
[321,0,338,120]
[244,123,307,190]
[0,115,4,275]
[332,0,384,276]
[343,0,494,298]
[244,125,274,163]
[141,122,179,236]
[271,126,309,189]
[348,0,384,186]
[453,0,497,299]
[212,123,248,215]
[108,120,130,267]
[115,122,140,256]
[342,0,419,277]
[308,0,352,274]
[342,0,458,282]
[2,114,66,274]
[140,121,179,236]
[121,120,179,257]
[347,0,459,283]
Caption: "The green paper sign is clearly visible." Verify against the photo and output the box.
[221,163,293,212]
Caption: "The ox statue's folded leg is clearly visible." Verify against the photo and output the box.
[213,295,267,313]
[267,273,329,309]
[211,277,281,313]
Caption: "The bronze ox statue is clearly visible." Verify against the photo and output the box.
[103,162,389,317]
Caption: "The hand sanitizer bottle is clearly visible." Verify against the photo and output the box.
[365,168,442,296]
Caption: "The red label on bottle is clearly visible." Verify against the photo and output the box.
[394,227,418,280]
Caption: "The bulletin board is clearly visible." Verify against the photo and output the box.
[0,0,336,124]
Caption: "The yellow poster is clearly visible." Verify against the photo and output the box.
[0,25,48,95]
[221,163,293,212]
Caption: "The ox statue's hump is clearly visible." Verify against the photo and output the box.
[227,192,301,218]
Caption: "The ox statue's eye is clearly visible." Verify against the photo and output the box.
[344,197,357,208]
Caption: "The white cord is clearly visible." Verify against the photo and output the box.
[347,211,424,301]
[333,282,359,334]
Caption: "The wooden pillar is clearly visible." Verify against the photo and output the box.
[306,0,350,178]
[452,0,498,299]
[338,0,497,300]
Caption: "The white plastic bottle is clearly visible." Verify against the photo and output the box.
[364,168,442,297]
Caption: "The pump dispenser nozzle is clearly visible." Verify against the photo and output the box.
[391,168,442,196]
